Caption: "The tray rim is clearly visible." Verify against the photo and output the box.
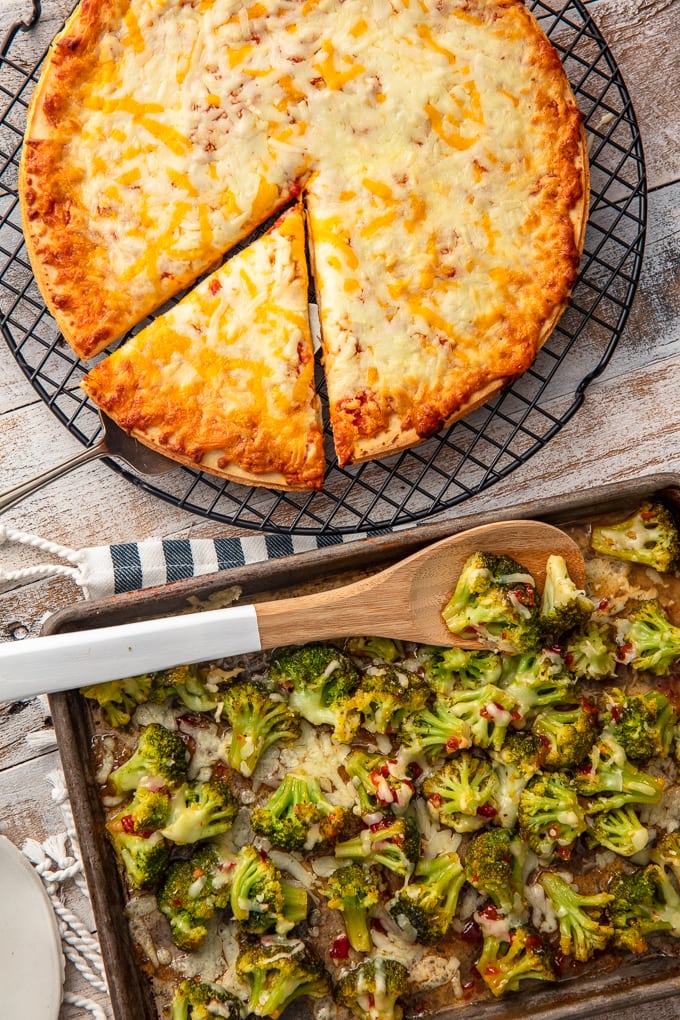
[44,471,680,1020]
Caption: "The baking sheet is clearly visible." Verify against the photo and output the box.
[45,473,680,1020]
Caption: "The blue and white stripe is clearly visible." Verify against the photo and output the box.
[82,532,370,600]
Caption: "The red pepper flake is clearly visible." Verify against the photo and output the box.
[407,762,423,780]
[476,803,498,818]
[462,979,477,1000]
[610,704,624,722]
[329,935,350,960]
[480,904,499,920]
[525,933,543,951]
[369,818,393,833]
[121,815,136,835]
[460,920,483,945]
[553,951,568,977]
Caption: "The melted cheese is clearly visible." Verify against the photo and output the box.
[22,0,586,471]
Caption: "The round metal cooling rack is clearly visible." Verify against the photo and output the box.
[0,0,646,536]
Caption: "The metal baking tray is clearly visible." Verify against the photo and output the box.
[45,472,680,1020]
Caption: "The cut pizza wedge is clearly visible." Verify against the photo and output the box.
[81,205,325,491]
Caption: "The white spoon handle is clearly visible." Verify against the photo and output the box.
[0,605,261,701]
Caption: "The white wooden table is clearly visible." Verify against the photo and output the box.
[0,1,679,1017]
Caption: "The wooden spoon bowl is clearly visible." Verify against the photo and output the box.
[255,519,586,650]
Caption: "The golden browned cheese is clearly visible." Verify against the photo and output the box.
[81,205,325,490]
[21,0,588,472]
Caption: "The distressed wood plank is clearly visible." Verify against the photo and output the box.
[586,0,680,189]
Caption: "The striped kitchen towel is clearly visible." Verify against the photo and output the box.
[0,522,398,600]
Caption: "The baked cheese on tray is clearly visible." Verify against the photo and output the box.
[20,0,588,486]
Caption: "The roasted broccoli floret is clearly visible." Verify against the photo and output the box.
[335,958,409,1020]
[345,751,416,817]
[399,699,473,760]
[562,616,619,681]
[501,649,578,715]
[463,828,528,916]
[236,936,330,1019]
[538,872,614,962]
[540,554,593,638]
[423,646,503,694]
[441,551,541,654]
[334,817,421,877]
[160,774,239,845]
[151,663,233,713]
[562,621,618,681]
[433,684,520,752]
[490,730,547,828]
[518,772,586,860]
[157,844,234,951]
[171,978,243,1020]
[80,673,154,727]
[344,636,404,663]
[650,831,680,884]
[320,863,383,952]
[422,753,498,832]
[586,805,651,858]
[591,502,680,573]
[229,845,307,936]
[220,680,300,777]
[475,925,555,998]
[608,864,680,953]
[342,665,431,738]
[251,772,350,851]
[106,809,171,889]
[389,851,465,944]
[125,784,172,832]
[269,643,360,731]
[108,723,189,794]
[574,733,664,813]
[531,703,599,770]
[603,688,676,760]
[615,599,680,676]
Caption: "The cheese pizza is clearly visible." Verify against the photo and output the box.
[20,0,587,481]
[81,205,325,490]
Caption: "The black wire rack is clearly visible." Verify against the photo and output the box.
[0,0,646,536]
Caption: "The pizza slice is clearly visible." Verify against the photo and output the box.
[81,205,325,491]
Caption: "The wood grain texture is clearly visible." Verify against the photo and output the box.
[0,1,678,1017]
[586,0,680,189]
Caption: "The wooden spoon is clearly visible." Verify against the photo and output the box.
[0,520,585,701]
